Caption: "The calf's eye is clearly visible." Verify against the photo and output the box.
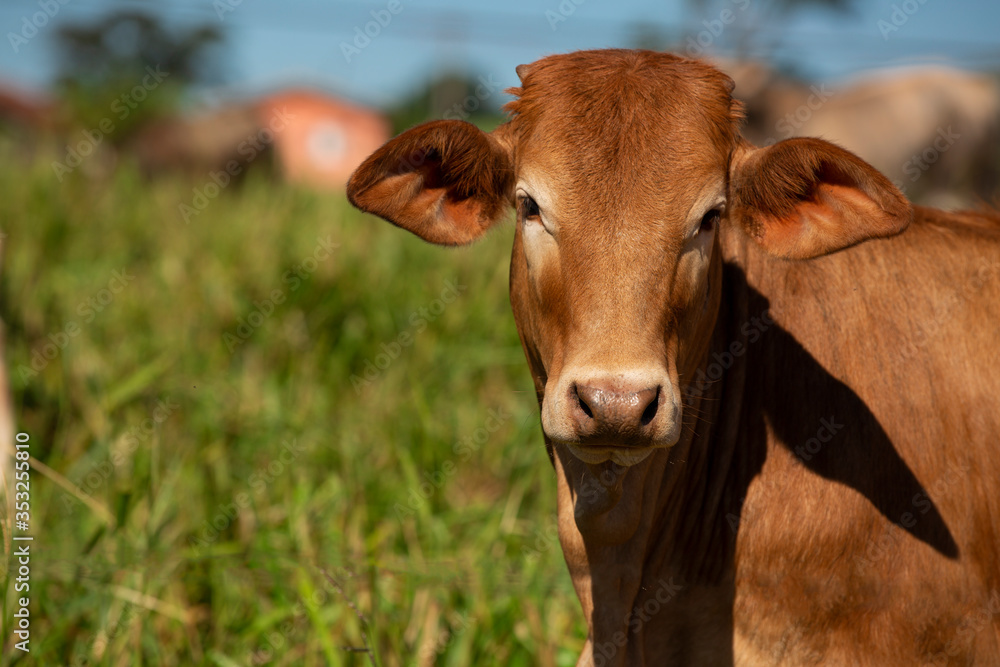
[700,208,721,233]
[520,195,541,221]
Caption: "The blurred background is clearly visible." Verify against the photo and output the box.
[0,0,997,665]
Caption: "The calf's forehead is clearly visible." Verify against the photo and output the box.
[505,50,741,211]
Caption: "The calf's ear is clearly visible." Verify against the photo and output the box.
[347,120,514,246]
[728,138,912,259]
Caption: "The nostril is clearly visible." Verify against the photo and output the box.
[640,387,660,426]
[574,385,595,419]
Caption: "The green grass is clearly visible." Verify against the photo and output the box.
[0,152,584,666]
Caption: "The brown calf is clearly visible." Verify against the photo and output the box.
[348,49,1000,666]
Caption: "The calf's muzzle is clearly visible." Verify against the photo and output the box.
[572,381,661,442]
[543,368,681,467]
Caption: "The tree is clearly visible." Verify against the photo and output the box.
[388,72,506,134]
[53,9,223,142]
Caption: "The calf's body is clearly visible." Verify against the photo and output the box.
[551,208,1000,665]
[347,49,1000,666]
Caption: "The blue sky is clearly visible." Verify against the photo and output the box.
[2,0,999,109]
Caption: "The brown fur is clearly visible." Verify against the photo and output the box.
[347,49,1000,666]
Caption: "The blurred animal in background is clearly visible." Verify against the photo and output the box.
[723,59,1000,207]
[129,90,389,190]
[128,104,265,178]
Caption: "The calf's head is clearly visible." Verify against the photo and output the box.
[348,50,910,468]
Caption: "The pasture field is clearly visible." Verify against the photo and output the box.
[0,153,583,666]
